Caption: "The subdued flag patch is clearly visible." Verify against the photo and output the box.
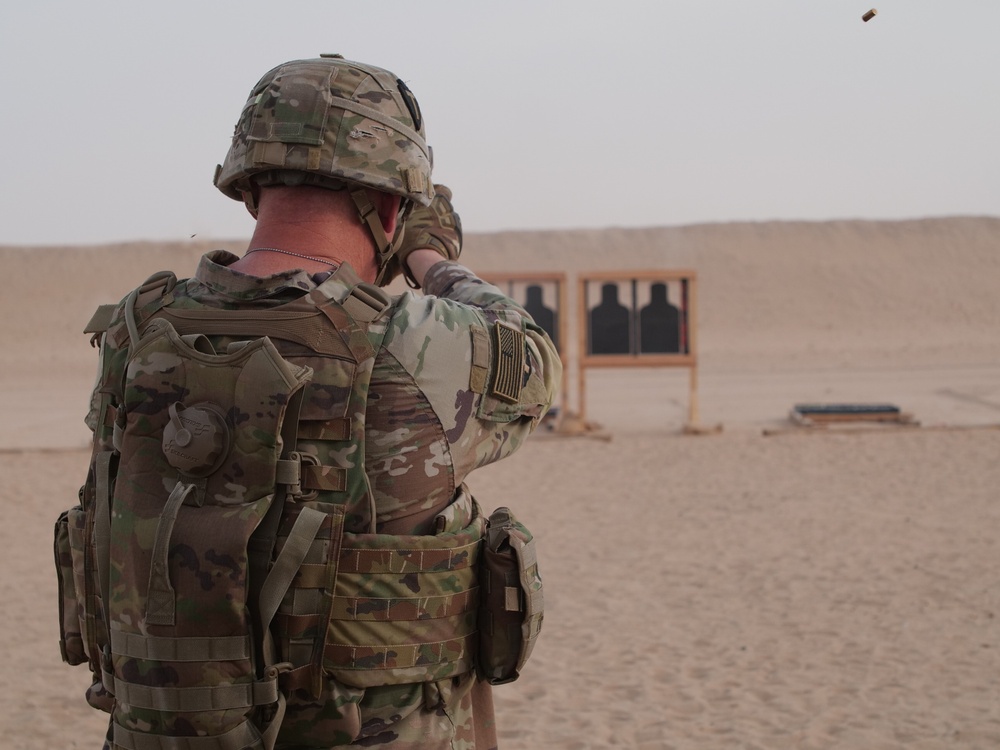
[490,321,525,403]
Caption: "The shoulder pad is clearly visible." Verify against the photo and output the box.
[83,304,119,335]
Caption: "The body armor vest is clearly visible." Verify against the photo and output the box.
[60,264,483,749]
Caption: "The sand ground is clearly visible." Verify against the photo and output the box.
[2,218,998,748]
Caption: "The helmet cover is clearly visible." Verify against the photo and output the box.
[214,54,433,207]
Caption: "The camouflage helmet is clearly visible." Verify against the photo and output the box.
[214,54,434,208]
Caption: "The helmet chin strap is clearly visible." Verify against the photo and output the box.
[241,184,261,219]
[350,189,396,286]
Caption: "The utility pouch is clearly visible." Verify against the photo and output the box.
[477,507,544,685]
[54,507,88,666]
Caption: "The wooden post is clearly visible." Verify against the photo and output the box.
[686,275,699,429]
[557,279,569,416]
[577,275,588,420]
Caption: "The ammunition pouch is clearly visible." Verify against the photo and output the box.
[54,507,89,667]
[477,507,544,685]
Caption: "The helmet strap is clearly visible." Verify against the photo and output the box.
[350,189,395,285]
[241,184,261,219]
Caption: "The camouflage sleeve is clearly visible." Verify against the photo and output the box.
[381,260,561,479]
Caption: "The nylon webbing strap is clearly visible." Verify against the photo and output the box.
[338,538,481,574]
[297,417,350,441]
[111,631,251,662]
[517,537,545,646]
[302,463,346,492]
[102,646,116,697]
[112,677,277,712]
[329,97,429,159]
[279,385,304,462]
[257,507,326,639]
[93,450,115,643]
[292,563,329,588]
[117,272,176,350]
[259,692,286,750]
[113,719,260,750]
[274,459,300,487]
[342,284,390,323]
[272,612,321,640]
[330,587,478,621]
[274,459,346,493]
[247,385,306,678]
[350,189,394,285]
[146,482,195,626]
[151,308,355,358]
[326,632,477,673]
[310,295,374,362]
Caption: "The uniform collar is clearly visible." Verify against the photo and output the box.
[192,249,334,301]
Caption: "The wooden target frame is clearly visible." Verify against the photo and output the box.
[578,270,699,426]
[480,272,569,410]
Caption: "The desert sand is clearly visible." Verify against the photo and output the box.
[2,217,998,748]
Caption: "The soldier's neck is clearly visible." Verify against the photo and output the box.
[233,190,378,281]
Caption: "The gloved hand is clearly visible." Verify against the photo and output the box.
[384,184,462,287]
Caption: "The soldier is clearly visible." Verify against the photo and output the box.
[65,54,560,749]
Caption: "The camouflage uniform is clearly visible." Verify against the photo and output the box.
[84,250,560,749]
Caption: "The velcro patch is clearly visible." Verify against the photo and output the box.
[470,326,490,394]
[490,321,525,403]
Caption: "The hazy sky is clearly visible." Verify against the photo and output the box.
[1,1,996,245]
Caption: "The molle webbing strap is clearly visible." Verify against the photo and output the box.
[321,532,482,687]
[279,389,304,468]
[248,386,307,640]
[111,678,278,712]
[310,301,374,362]
[338,538,481,574]
[93,449,116,674]
[111,631,251,662]
[113,720,260,750]
[257,507,328,643]
[516,536,544,661]
[297,418,350,441]
[268,505,349,698]
[259,692,286,750]
[273,612,322,641]
[150,308,356,359]
[305,264,392,362]
[145,482,196,627]
[291,564,334,589]
[342,283,392,323]
[302,463,346,492]
[274,459,347,494]
[93,451,118,694]
[330,588,478,621]
[325,633,477,677]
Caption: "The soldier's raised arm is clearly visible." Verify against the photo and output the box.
[379,185,561,477]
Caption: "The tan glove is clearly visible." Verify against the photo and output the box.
[384,184,462,287]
